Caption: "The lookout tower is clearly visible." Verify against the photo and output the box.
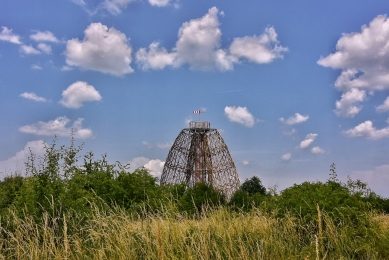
[160,120,240,199]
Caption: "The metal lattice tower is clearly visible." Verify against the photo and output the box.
[160,120,240,199]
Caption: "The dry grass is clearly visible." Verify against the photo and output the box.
[0,205,388,259]
[373,214,389,229]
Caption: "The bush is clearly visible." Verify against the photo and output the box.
[178,182,226,214]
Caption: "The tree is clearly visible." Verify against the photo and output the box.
[241,176,266,196]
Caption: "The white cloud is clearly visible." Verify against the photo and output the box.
[144,159,165,177]
[61,65,74,71]
[37,43,52,54]
[352,165,389,197]
[299,133,317,149]
[30,31,59,42]
[148,0,171,7]
[376,96,389,112]
[102,0,135,15]
[343,120,389,140]
[60,81,102,109]
[283,128,296,136]
[334,88,366,117]
[224,106,255,127]
[31,64,42,70]
[0,140,46,177]
[156,142,172,149]
[129,157,165,177]
[311,146,325,154]
[136,7,287,71]
[19,116,93,139]
[20,45,41,55]
[66,23,133,76]
[0,26,22,44]
[318,15,389,91]
[229,26,288,64]
[20,92,47,102]
[142,141,153,149]
[173,7,234,71]
[318,15,389,116]
[281,153,291,162]
[242,160,249,165]
[136,42,176,70]
[279,113,309,125]
[71,0,86,6]
[129,157,150,170]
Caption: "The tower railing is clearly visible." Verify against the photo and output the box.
[189,120,210,129]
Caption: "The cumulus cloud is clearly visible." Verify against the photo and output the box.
[0,140,46,176]
[20,45,41,55]
[129,157,149,168]
[129,157,165,177]
[334,88,366,118]
[37,43,52,54]
[311,146,325,154]
[0,26,22,44]
[148,0,171,7]
[229,27,288,63]
[318,15,389,117]
[60,81,102,109]
[224,106,255,127]
[281,153,291,162]
[299,133,317,149]
[136,42,176,70]
[172,7,234,71]
[343,120,389,140]
[352,165,389,197]
[242,160,250,165]
[279,113,309,125]
[30,31,59,42]
[376,96,389,112]
[66,23,133,76]
[20,92,47,102]
[19,116,93,139]
[144,159,165,177]
[136,7,287,71]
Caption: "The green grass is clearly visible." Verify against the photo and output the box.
[1,204,388,259]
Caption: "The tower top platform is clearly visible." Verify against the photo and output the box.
[189,120,210,129]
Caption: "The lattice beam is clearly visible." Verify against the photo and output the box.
[161,121,240,199]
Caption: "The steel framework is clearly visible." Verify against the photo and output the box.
[160,121,240,199]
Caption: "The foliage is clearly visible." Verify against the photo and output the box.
[240,176,267,196]
[178,182,226,214]
[1,138,389,258]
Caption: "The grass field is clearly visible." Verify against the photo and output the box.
[1,204,388,260]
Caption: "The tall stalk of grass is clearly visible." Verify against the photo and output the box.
[0,202,388,259]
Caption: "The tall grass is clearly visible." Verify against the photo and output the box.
[0,203,388,259]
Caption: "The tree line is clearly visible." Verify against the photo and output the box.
[1,137,388,223]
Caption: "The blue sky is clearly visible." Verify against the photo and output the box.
[1,0,389,197]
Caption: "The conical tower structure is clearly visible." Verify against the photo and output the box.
[161,120,240,199]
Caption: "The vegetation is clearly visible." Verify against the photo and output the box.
[0,137,388,259]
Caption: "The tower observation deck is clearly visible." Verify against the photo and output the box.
[160,120,240,199]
